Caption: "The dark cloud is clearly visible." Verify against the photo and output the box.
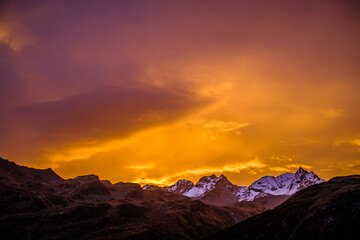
[0,45,30,110]
[17,87,211,141]
[0,85,211,163]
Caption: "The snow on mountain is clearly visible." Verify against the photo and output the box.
[248,167,325,197]
[144,167,325,204]
[232,187,265,202]
[165,179,194,194]
[142,184,161,190]
[184,174,222,197]
[233,167,325,201]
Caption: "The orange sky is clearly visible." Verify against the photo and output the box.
[1,0,360,186]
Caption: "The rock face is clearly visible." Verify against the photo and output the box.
[208,175,360,240]
[147,167,325,206]
[164,179,194,194]
[0,158,265,240]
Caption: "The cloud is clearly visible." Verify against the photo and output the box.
[352,139,360,146]
[350,139,360,152]
[286,164,312,169]
[269,166,291,172]
[17,87,211,140]
[0,23,35,53]
[127,164,156,170]
[335,139,360,151]
[320,108,344,119]
[40,134,141,165]
[134,159,267,186]
[0,7,35,53]
[267,156,312,172]
[2,87,212,164]
[1,0,360,186]
[203,120,249,132]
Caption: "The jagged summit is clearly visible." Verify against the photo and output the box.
[209,175,360,240]
[249,167,324,197]
[295,166,307,178]
[165,179,194,194]
[183,173,233,198]
[296,166,306,173]
[144,167,325,206]
[197,174,217,183]
[219,174,228,180]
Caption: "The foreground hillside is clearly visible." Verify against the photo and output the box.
[0,158,265,240]
[209,175,360,240]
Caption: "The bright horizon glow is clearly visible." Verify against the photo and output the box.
[1,0,360,187]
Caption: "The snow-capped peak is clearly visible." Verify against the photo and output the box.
[295,166,306,177]
[247,167,325,197]
[164,179,194,194]
[219,174,226,180]
[144,167,325,205]
[195,167,324,201]
[184,174,224,197]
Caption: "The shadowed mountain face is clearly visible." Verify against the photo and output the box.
[0,158,63,184]
[0,158,267,240]
[208,175,360,240]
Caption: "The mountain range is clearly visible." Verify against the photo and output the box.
[1,157,358,239]
[144,167,324,206]
[209,175,360,240]
[0,157,268,239]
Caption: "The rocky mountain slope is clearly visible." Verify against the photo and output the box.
[0,157,266,240]
[145,167,324,206]
[2,157,357,240]
[208,175,360,240]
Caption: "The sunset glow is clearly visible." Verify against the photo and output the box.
[1,0,360,186]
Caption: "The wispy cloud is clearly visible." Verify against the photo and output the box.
[202,120,249,132]
[127,164,156,170]
[320,108,344,119]
[0,9,35,53]
[134,159,266,186]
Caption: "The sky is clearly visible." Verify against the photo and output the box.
[1,0,360,186]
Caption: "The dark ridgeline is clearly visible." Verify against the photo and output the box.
[0,158,265,240]
[1,157,359,240]
[208,175,360,240]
